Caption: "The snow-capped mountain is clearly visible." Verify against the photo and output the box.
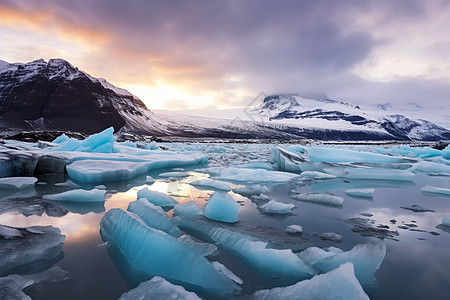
[249,94,450,141]
[0,58,166,135]
[1,58,449,141]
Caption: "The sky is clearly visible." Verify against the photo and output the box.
[1,0,450,111]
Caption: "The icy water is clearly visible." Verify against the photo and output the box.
[1,142,450,299]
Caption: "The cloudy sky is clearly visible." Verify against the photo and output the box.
[1,0,450,111]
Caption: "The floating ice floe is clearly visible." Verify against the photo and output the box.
[43,189,106,202]
[0,176,37,189]
[421,185,450,196]
[320,232,343,243]
[442,216,450,227]
[411,161,450,176]
[0,225,65,276]
[118,276,201,300]
[324,167,415,181]
[291,192,344,206]
[174,216,317,284]
[203,192,240,223]
[285,225,303,234]
[232,184,270,196]
[100,209,239,299]
[251,262,368,300]
[159,171,191,179]
[345,188,375,198]
[300,171,336,180]
[136,187,179,208]
[270,147,305,172]
[144,175,155,184]
[0,266,72,300]
[189,178,231,191]
[311,241,386,286]
[217,167,299,183]
[260,200,295,214]
[127,199,181,238]
[376,145,442,158]
[173,201,203,219]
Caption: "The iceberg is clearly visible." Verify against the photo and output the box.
[174,216,317,284]
[136,187,179,208]
[217,167,299,183]
[232,184,270,197]
[0,266,72,300]
[285,225,303,234]
[52,133,70,144]
[144,175,155,184]
[173,201,203,219]
[50,127,116,153]
[128,199,181,237]
[313,241,386,286]
[118,276,201,300]
[260,200,295,214]
[189,178,231,191]
[421,185,450,196]
[203,192,240,223]
[412,161,450,176]
[300,171,336,180]
[307,147,415,164]
[320,232,343,243]
[296,247,336,266]
[100,209,239,299]
[42,189,105,202]
[0,177,37,189]
[251,262,368,300]
[0,225,65,276]
[291,192,344,206]
[270,147,305,172]
[345,188,375,198]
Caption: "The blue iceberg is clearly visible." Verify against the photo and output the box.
[203,192,240,223]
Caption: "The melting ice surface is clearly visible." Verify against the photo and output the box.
[1,129,450,299]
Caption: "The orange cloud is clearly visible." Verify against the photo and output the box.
[0,4,109,47]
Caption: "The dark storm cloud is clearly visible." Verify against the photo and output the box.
[2,0,449,107]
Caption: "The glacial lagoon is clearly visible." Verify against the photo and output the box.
[1,130,450,299]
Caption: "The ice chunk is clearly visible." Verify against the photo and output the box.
[285,225,303,234]
[100,209,239,299]
[217,167,299,183]
[52,133,70,144]
[173,201,203,219]
[313,241,386,286]
[203,192,240,223]
[412,161,450,175]
[307,147,415,164]
[178,235,218,257]
[0,177,37,189]
[320,232,343,243]
[174,216,317,284]
[270,147,305,172]
[190,178,231,191]
[421,185,450,196]
[0,225,65,276]
[212,261,243,284]
[118,276,201,300]
[251,262,368,300]
[296,247,335,266]
[127,199,181,237]
[43,189,105,202]
[159,171,191,179]
[345,188,375,198]
[50,127,116,153]
[0,266,72,300]
[291,192,344,206]
[300,171,336,180]
[442,216,450,226]
[144,175,155,184]
[377,145,441,158]
[324,167,415,181]
[137,187,178,208]
[232,184,270,197]
[260,200,295,214]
